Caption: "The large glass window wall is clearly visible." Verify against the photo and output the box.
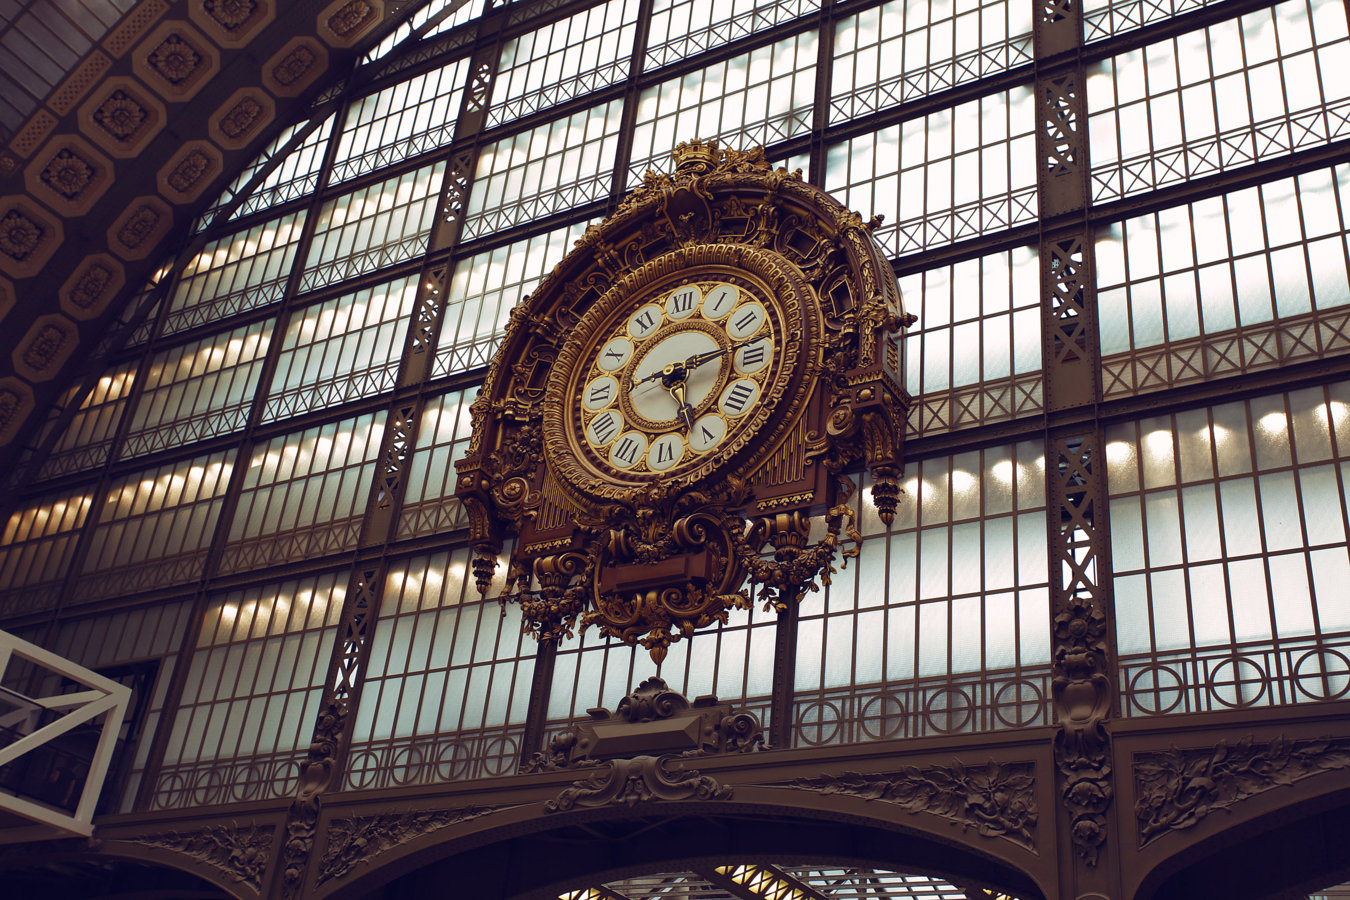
[1096,163,1350,398]
[345,549,534,790]
[790,445,1049,746]
[1109,384,1350,715]
[826,86,1038,258]
[831,0,1035,123]
[899,246,1042,434]
[1087,0,1350,203]
[627,32,818,185]
[8,0,1350,816]
[154,574,345,809]
[488,0,639,128]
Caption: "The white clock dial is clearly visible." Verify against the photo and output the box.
[568,273,789,483]
[629,330,720,423]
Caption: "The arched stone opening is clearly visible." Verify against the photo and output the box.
[325,803,1048,900]
[0,853,237,899]
[1135,786,1350,900]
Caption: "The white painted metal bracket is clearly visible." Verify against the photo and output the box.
[0,628,131,836]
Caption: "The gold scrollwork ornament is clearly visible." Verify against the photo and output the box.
[456,140,912,661]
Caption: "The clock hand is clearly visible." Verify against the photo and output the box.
[683,337,762,371]
[631,358,688,390]
[667,380,696,432]
[632,338,762,389]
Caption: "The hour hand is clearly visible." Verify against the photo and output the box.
[668,381,695,432]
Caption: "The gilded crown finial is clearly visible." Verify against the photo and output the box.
[673,138,720,173]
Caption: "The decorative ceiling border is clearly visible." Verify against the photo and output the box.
[0,0,402,471]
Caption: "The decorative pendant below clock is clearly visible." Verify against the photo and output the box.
[456,140,913,661]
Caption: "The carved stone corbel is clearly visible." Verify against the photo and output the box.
[523,677,766,773]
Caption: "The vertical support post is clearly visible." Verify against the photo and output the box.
[519,637,559,764]
[1035,1,1122,897]
[269,562,385,899]
[1047,429,1119,898]
[769,598,800,748]
[430,14,503,252]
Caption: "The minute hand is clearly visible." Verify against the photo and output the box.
[684,337,760,370]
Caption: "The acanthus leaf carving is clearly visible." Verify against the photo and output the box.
[318,805,499,885]
[126,821,273,890]
[785,762,1038,850]
[278,698,346,899]
[1134,734,1350,847]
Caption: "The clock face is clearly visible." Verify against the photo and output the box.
[561,275,787,487]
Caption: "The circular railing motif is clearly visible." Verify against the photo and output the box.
[1207,656,1268,708]
[859,693,906,740]
[992,679,1046,727]
[1292,648,1350,701]
[435,740,473,781]
[1127,665,1185,715]
[481,736,519,776]
[922,686,973,733]
[795,700,842,745]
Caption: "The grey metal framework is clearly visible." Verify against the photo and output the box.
[3,0,1350,897]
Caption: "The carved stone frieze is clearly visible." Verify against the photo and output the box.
[1134,735,1350,847]
[523,677,765,773]
[318,805,497,886]
[127,822,273,891]
[545,754,732,812]
[785,762,1038,850]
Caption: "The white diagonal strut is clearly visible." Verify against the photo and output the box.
[0,628,131,836]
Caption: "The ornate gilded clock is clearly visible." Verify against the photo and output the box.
[456,140,912,661]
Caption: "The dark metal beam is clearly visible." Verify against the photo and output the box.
[696,864,831,900]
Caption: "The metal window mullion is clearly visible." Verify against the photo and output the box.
[809,1,836,189]
[128,80,359,812]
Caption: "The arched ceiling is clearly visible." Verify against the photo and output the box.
[0,0,417,475]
